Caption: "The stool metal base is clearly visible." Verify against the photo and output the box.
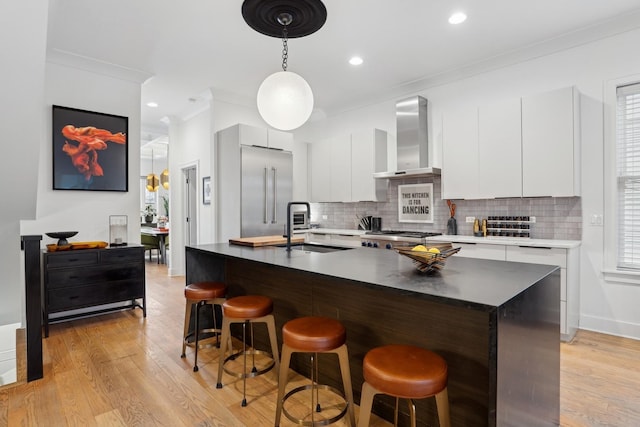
[282,383,349,426]
[216,313,280,408]
[183,328,222,351]
[222,348,276,379]
[276,343,355,427]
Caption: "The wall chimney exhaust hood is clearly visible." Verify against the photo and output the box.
[373,95,440,179]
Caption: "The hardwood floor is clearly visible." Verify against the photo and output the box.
[1,260,639,426]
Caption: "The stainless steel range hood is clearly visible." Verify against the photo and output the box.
[373,96,440,179]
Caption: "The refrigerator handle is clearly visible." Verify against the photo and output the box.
[263,167,268,224]
[272,167,277,224]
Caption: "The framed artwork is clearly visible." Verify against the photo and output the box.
[203,176,211,205]
[52,105,128,191]
[398,183,434,223]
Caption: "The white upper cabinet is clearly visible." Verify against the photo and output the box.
[442,106,480,199]
[234,123,294,151]
[521,87,580,197]
[267,128,294,151]
[442,86,580,199]
[329,135,352,202]
[478,98,522,198]
[308,129,388,202]
[309,142,332,202]
[351,129,388,202]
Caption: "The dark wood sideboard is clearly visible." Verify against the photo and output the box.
[42,246,146,337]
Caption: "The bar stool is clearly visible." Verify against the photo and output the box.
[216,295,280,407]
[275,316,356,427]
[357,345,450,427]
[180,281,227,372]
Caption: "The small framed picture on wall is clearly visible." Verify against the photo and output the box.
[203,176,211,205]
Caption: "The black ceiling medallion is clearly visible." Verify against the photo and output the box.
[241,0,327,39]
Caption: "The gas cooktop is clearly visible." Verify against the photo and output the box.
[364,230,442,238]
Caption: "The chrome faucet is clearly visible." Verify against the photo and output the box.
[286,201,310,252]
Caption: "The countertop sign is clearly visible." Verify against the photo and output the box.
[398,183,433,223]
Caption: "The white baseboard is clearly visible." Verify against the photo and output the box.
[0,322,20,386]
[580,314,640,340]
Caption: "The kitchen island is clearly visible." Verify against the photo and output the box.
[186,243,560,427]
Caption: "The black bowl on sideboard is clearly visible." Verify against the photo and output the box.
[45,231,78,246]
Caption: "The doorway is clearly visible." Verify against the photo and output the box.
[182,166,198,246]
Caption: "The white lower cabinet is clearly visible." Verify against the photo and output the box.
[305,232,361,247]
[329,234,362,247]
[450,242,506,260]
[506,245,579,342]
[452,241,579,341]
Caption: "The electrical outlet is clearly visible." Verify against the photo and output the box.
[530,216,536,223]
[465,216,475,223]
[322,215,328,220]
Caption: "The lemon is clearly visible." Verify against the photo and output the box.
[412,245,428,252]
[428,247,441,254]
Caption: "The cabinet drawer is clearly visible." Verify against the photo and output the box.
[506,246,566,268]
[47,280,145,312]
[47,264,144,289]
[45,251,98,268]
[452,243,506,261]
[307,233,331,244]
[101,247,144,264]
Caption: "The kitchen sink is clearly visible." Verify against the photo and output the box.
[278,243,354,253]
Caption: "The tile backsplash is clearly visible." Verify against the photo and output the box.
[310,176,582,241]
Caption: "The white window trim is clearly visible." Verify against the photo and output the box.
[603,74,640,285]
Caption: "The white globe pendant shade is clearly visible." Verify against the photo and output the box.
[257,71,314,131]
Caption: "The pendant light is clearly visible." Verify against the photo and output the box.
[146,150,159,192]
[160,168,169,190]
[242,0,327,131]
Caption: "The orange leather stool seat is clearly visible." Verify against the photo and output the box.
[275,316,355,427]
[216,295,280,407]
[358,345,450,427]
[181,281,227,372]
[282,316,347,352]
[184,281,226,301]
[221,295,273,319]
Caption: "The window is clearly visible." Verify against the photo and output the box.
[616,83,640,270]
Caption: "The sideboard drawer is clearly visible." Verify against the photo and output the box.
[45,251,98,268]
[101,247,144,264]
[47,264,144,289]
[48,279,145,312]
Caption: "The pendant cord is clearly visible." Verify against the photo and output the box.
[281,27,288,71]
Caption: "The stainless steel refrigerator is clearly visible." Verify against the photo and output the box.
[240,145,292,237]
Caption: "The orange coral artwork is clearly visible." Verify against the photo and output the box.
[61,125,126,181]
[53,106,128,191]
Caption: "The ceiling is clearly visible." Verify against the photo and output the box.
[47,0,640,151]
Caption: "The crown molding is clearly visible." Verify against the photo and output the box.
[47,48,154,84]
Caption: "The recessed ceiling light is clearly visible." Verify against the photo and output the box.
[448,12,467,25]
[146,102,158,108]
[349,56,363,66]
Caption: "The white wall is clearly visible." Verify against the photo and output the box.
[292,28,640,339]
[1,1,48,384]
[20,62,143,245]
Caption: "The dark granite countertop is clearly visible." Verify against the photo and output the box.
[189,243,559,310]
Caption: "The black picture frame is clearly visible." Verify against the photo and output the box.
[52,105,128,191]
[203,176,211,205]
